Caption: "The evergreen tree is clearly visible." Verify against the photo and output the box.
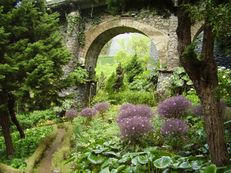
[0,0,70,155]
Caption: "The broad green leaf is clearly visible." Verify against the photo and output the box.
[201,164,217,173]
[178,161,191,169]
[154,156,173,169]
[87,153,105,164]
[99,167,110,173]
[137,155,149,164]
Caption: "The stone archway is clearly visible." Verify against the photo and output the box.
[79,18,169,71]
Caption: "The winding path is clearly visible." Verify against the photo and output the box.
[37,128,66,173]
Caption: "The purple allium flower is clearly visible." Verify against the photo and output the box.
[117,104,153,123]
[161,119,188,136]
[94,102,110,114]
[80,108,97,118]
[119,103,135,112]
[118,116,153,140]
[157,95,192,118]
[65,109,77,119]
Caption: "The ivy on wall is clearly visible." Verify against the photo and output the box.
[67,15,86,47]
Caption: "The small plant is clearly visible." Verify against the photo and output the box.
[80,108,97,124]
[94,102,110,119]
[161,118,189,150]
[157,95,192,119]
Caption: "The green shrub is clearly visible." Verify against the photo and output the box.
[218,67,231,105]
[170,67,193,95]
[0,126,53,169]
[17,109,57,129]
[124,55,144,84]
[109,90,156,106]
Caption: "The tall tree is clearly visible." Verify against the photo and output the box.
[176,0,230,165]
[0,0,70,155]
[107,0,230,166]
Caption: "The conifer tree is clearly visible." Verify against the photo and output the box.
[0,0,70,155]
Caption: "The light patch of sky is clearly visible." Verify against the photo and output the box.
[108,33,138,56]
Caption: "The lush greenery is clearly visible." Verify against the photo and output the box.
[66,103,231,172]
[0,125,53,168]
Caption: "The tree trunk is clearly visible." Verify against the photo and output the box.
[8,93,25,138]
[176,0,229,166]
[198,24,229,165]
[0,91,14,156]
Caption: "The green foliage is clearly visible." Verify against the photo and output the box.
[66,105,228,172]
[16,109,57,129]
[128,69,158,91]
[0,126,53,168]
[105,72,117,94]
[65,67,88,86]
[218,67,231,105]
[0,0,71,111]
[170,67,193,95]
[124,55,144,83]
[109,90,156,106]
[184,89,200,105]
[67,15,86,47]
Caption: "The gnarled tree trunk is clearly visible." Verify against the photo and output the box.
[176,0,229,166]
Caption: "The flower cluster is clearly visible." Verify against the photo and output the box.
[117,104,153,122]
[80,108,97,118]
[157,95,192,118]
[161,119,188,136]
[117,104,153,141]
[94,102,110,114]
[65,109,78,119]
[119,116,152,140]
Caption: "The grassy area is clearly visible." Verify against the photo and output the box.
[95,55,117,78]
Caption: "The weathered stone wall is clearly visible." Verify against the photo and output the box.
[60,8,201,106]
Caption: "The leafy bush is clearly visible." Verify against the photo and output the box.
[16,110,57,129]
[157,95,192,119]
[124,55,144,84]
[170,67,193,95]
[218,67,231,105]
[0,126,53,168]
[110,90,156,106]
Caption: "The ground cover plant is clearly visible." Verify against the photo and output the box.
[0,126,53,169]
[66,103,231,173]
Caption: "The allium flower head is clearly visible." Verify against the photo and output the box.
[119,103,135,112]
[157,95,192,118]
[118,116,153,140]
[65,109,77,119]
[161,119,188,136]
[80,107,97,118]
[117,104,153,123]
[94,102,110,114]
